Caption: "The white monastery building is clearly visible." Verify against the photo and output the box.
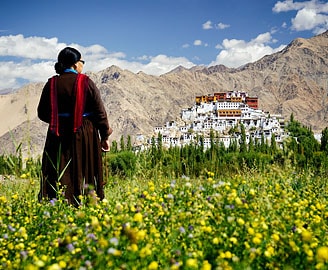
[142,91,289,149]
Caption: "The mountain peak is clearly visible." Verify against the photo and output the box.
[1,31,328,157]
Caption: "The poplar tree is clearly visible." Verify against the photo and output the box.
[120,135,125,151]
[321,127,328,153]
[126,135,132,151]
[239,124,247,153]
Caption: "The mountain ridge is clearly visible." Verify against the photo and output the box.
[0,30,327,157]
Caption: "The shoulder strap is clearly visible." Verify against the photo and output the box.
[49,76,59,136]
[73,74,89,132]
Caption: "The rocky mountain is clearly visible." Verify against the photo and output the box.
[0,30,328,158]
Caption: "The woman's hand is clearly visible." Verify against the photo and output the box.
[101,139,110,152]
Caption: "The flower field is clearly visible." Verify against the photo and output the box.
[1,166,328,270]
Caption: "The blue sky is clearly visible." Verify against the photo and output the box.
[0,0,327,90]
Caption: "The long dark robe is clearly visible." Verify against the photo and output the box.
[37,72,112,205]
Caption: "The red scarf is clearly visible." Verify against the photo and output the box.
[49,74,88,136]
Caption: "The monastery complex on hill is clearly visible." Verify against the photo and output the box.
[137,91,289,149]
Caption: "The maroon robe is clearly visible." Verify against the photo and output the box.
[37,72,112,205]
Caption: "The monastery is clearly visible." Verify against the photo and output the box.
[137,91,289,149]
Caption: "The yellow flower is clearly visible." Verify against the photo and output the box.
[136,229,147,240]
[249,188,256,196]
[18,227,28,240]
[15,243,25,250]
[225,251,232,259]
[68,216,74,223]
[170,262,182,270]
[128,243,138,252]
[305,247,314,258]
[108,247,122,256]
[35,260,45,267]
[212,237,220,244]
[271,233,280,242]
[186,258,198,268]
[317,246,328,262]
[201,260,212,270]
[91,216,99,227]
[133,212,143,223]
[139,244,152,258]
[289,240,300,252]
[148,261,159,270]
[47,264,61,270]
[207,177,214,183]
[202,226,212,233]
[244,241,250,249]
[229,237,238,245]
[264,246,275,258]
[235,197,242,205]
[99,237,108,248]
[59,261,67,268]
[302,230,312,242]
[237,218,245,226]
[315,262,325,269]
[261,222,268,230]
[247,227,255,235]
[252,236,262,245]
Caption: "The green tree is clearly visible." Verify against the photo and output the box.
[286,116,320,169]
[120,135,125,151]
[108,151,137,178]
[157,132,163,162]
[239,124,247,153]
[270,133,277,155]
[321,127,328,153]
[126,135,132,151]
[248,134,254,153]
[110,141,118,153]
[151,136,157,167]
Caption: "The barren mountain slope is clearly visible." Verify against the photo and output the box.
[0,30,327,157]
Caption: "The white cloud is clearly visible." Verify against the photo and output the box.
[215,44,223,49]
[140,55,194,75]
[202,20,213,30]
[0,34,195,90]
[273,0,307,12]
[203,20,229,30]
[0,59,54,89]
[292,8,328,33]
[193,40,202,46]
[273,0,328,34]
[135,55,151,61]
[216,22,230,30]
[210,32,286,68]
[0,34,64,59]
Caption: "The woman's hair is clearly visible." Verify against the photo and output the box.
[54,47,81,74]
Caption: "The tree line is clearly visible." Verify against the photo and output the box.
[1,114,328,179]
[106,114,328,179]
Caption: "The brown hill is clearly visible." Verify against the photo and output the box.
[0,30,327,158]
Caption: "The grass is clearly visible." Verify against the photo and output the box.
[1,165,328,269]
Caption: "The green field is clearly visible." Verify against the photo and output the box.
[1,165,328,269]
[1,118,328,269]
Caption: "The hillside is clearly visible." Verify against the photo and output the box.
[0,30,327,158]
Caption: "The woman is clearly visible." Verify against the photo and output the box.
[38,47,113,205]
